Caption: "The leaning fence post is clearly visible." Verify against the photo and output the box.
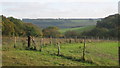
[28,36,31,48]
[82,36,86,61]
[57,42,60,56]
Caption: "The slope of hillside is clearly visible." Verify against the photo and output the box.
[22,19,98,28]
[60,26,95,33]
[82,14,119,38]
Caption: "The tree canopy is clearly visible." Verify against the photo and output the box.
[42,26,62,38]
[82,14,119,38]
[1,15,42,37]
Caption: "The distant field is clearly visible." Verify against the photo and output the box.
[23,19,98,28]
[59,26,95,33]
[2,39,118,66]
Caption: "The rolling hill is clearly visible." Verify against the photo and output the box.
[22,19,99,28]
[59,25,95,33]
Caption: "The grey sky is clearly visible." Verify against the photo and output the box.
[0,0,119,19]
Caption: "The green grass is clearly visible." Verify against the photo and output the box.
[2,41,118,66]
[59,26,95,33]
[86,41,118,66]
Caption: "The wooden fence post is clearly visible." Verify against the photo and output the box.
[64,36,67,43]
[40,38,43,52]
[31,37,37,50]
[118,46,120,66]
[50,36,53,45]
[103,36,104,40]
[82,36,86,61]
[43,38,45,46]
[107,37,109,41]
[14,37,16,48]
[28,36,31,48]
[40,38,43,51]
[57,42,60,56]
[69,38,72,43]
[91,37,93,42]
[97,36,99,41]
[75,36,77,43]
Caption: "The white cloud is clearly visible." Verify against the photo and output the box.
[1,1,118,19]
[0,0,119,2]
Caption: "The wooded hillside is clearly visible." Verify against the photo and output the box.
[82,14,119,38]
[1,15,42,37]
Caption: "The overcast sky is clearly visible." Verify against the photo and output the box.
[0,0,119,19]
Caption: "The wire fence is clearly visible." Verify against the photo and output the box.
[2,36,119,66]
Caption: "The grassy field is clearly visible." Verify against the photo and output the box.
[59,26,95,33]
[2,40,118,66]
[23,19,98,28]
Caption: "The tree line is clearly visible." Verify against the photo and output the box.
[1,15,61,37]
[1,14,119,39]
[64,14,119,39]
[1,15,42,37]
